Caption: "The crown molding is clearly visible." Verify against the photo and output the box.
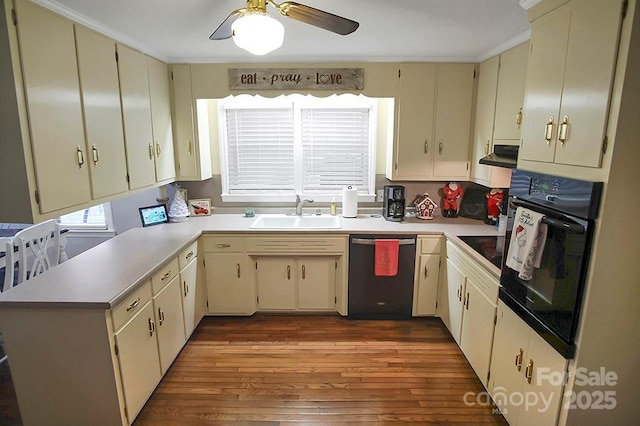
[519,0,543,10]
[478,30,531,62]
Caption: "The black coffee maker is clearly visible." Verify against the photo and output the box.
[382,185,406,222]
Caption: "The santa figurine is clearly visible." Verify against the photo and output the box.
[442,182,463,218]
[485,188,505,225]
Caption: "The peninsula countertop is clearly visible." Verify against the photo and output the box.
[0,214,502,309]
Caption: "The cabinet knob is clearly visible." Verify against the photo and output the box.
[439,142,443,155]
[424,139,429,154]
[148,143,155,159]
[236,263,241,278]
[126,297,140,312]
[515,348,523,372]
[525,359,534,384]
[158,308,165,326]
[76,146,85,167]
[184,281,188,297]
[156,142,161,156]
[558,116,569,146]
[516,107,523,128]
[187,140,193,156]
[424,266,428,279]
[544,116,555,146]
[148,318,156,336]
[92,144,100,164]
[302,264,306,280]
[287,265,291,280]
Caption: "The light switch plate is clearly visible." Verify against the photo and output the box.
[376,189,384,202]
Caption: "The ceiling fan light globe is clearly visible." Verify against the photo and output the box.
[232,11,284,55]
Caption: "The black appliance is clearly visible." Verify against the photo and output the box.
[382,185,406,222]
[500,169,603,359]
[479,144,519,168]
[348,235,416,319]
[458,235,504,269]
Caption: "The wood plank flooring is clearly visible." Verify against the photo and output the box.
[135,315,506,425]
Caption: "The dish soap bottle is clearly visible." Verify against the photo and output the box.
[330,197,337,216]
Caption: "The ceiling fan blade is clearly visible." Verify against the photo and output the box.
[209,8,245,40]
[277,2,359,35]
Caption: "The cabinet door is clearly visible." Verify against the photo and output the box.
[520,7,571,163]
[471,56,499,186]
[488,301,531,426]
[553,0,624,167]
[442,259,466,344]
[519,330,568,426]
[204,253,253,314]
[297,257,336,310]
[459,278,497,386]
[148,57,176,182]
[153,276,185,375]
[15,0,90,213]
[117,44,155,189]
[180,257,198,337]
[74,26,129,200]
[494,42,529,142]
[414,254,440,316]
[393,63,436,179]
[433,63,474,179]
[256,257,296,310]
[114,302,161,422]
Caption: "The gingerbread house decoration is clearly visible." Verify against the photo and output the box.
[413,193,439,220]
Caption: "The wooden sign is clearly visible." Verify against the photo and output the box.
[228,68,364,90]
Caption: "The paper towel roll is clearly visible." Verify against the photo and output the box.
[342,186,358,218]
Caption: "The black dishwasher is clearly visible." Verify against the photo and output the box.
[348,235,416,319]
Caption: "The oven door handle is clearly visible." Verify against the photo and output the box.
[509,199,586,234]
[351,238,416,246]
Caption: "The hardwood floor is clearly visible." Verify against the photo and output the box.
[135,315,506,425]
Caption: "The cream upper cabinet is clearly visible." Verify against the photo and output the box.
[148,56,176,183]
[493,42,529,142]
[388,63,473,181]
[470,56,499,186]
[74,26,129,200]
[520,0,625,168]
[170,64,212,181]
[117,43,156,190]
[13,0,90,213]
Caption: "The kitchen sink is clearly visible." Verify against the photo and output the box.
[250,214,341,229]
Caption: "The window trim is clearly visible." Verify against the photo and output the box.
[57,203,115,236]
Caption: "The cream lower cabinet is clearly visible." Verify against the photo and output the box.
[439,240,499,386]
[152,275,186,375]
[203,235,255,315]
[256,256,336,311]
[412,236,442,316]
[489,301,567,426]
[178,241,201,337]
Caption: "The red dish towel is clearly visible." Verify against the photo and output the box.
[374,239,400,277]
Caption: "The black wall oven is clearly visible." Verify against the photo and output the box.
[500,170,603,359]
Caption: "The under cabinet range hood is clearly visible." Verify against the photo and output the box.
[479,144,519,169]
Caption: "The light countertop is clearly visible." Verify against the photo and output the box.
[0,214,502,309]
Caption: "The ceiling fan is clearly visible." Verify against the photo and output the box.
[209,0,359,55]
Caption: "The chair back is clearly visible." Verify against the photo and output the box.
[0,237,16,292]
[13,219,60,284]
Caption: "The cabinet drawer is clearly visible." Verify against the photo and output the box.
[151,258,179,295]
[419,236,442,254]
[202,236,246,252]
[112,280,153,331]
[178,240,198,270]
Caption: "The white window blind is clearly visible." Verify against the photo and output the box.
[57,203,112,231]
[301,107,371,193]
[225,107,295,193]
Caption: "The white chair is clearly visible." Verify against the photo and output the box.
[1,237,16,365]
[13,219,61,284]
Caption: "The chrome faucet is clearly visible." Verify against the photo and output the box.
[295,195,314,215]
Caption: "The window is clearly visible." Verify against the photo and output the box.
[218,94,377,202]
[58,203,113,232]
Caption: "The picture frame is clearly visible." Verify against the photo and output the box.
[189,198,211,216]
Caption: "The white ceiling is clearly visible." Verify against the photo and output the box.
[33,0,532,63]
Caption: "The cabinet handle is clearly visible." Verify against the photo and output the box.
[525,359,534,384]
[558,116,569,146]
[217,244,231,249]
[287,265,291,280]
[515,348,524,372]
[148,318,156,336]
[458,285,463,302]
[544,116,555,146]
[185,251,194,261]
[126,297,140,312]
[485,141,490,155]
[516,107,523,128]
[158,308,165,326]
[439,142,443,155]
[76,146,85,167]
[184,280,188,297]
[236,263,241,278]
[161,271,172,281]
[424,266,428,279]
[424,139,429,154]
[464,292,469,310]
[187,140,193,156]
[92,144,99,164]
[148,143,154,159]
[302,264,306,279]
[156,142,161,156]
[456,286,460,301]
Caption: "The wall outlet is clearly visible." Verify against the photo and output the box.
[376,189,384,202]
